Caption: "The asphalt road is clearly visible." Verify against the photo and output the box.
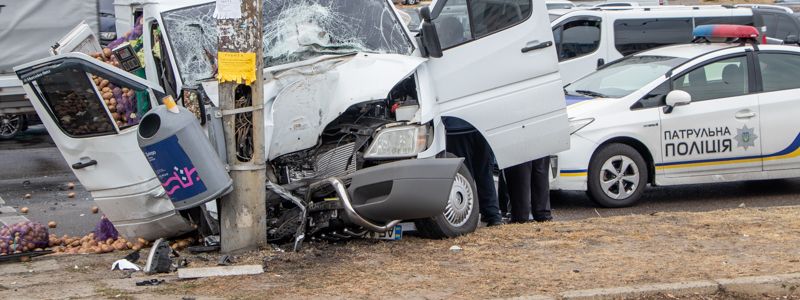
[0,126,96,237]
[0,126,798,236]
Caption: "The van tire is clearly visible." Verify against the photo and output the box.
[415,160,479,239]
[587,143,648,208]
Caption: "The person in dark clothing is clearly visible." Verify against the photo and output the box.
[497,168,511,218]
[443,117,503,226]
[505,156,553,223]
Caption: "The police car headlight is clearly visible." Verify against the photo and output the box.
[365,125,429,159]
[569,118,594,135]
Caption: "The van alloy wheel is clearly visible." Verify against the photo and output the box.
[599,155,640,200]
[444,172,474,227]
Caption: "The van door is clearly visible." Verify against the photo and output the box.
[50,22,103,56]
[552,14,605,84]
[425,0,569,168]
[15,53,164,191]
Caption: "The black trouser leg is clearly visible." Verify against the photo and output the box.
[531,156,552,221]
[505,161,532,223]
[498,170,510,216]
[446,132,501,223]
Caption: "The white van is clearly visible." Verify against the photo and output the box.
[14,0,569,242]
[549,5,800,84]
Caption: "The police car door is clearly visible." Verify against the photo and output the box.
[424,0,569,168]
[658,52,762,178]
[14,53,164,192]
[755,49,800,171]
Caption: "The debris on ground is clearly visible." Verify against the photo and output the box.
[111,259,140,271]
[135,279,164,286]
[449,245,463,253]
[67,192,76,198]
[143,238,173,274]
[47,221,56,228]
[177,265,264,279]
[23,193,31,199]
[19,207,28,214]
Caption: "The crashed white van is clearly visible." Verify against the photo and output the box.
[14,0,568,242]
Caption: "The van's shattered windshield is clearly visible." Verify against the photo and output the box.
[162,0,414,86]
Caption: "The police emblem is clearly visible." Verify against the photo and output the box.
[734,125,758,150]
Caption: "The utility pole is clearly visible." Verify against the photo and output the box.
[216,0,266,253]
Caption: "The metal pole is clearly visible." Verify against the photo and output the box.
[216,0,267,253]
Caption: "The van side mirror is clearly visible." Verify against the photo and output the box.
[663,90,691,114]
[784,35,799,45]
[418,6,443,58]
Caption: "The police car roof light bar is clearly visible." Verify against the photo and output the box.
[692,24,761,44]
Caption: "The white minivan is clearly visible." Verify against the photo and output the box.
[549,5,800,84]
[14,0,569,242]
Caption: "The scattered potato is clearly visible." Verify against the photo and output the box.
[48,221,57,228]
[20,207,28,214]
[91,206,99,214]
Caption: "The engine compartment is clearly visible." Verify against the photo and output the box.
[266,74,420,242]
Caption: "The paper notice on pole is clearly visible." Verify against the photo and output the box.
[213,0,242,19]
[217,52,256,84]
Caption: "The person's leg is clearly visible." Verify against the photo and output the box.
[498,169,510,218]
[505,161,533,223]
[466,132,502,224]
[530,156,552,221]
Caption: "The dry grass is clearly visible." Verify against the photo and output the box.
[167,206,800,299]
[3,206,799,299]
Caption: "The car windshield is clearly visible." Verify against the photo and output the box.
[162,0,414,86]
[565,55,687,99]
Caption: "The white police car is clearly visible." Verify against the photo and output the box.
[554,25,800,207]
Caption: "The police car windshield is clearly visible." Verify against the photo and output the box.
[566,55,687,99]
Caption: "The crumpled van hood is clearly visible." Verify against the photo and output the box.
[263,53,426,159]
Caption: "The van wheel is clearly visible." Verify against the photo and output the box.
[415,161,479,238]
[587,143,648,208]
[0,114,23,139]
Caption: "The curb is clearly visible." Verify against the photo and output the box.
[509,273,800,300]
[561,280,719,299]
[0,196,29,226]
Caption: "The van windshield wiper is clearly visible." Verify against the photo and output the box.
[574,90,608,98]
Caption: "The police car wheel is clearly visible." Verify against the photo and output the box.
[415,160,479,239]
[587,143,648,208]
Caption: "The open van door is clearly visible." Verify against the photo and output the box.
[423,0,569,168]
[50,22,103,56]
[13,53,194,240]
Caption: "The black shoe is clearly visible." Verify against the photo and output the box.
[533,216,553,223]
[486,220,504,227]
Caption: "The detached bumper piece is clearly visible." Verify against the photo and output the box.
[328,158,462,232]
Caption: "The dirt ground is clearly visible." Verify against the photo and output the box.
[2,205,800,299]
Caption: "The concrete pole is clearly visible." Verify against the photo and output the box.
[217,0,267,253]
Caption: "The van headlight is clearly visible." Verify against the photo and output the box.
[365,125,429,159]
[569,118,594,135]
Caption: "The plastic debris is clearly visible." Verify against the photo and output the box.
[449,245,462,253]
[111,259,140,271]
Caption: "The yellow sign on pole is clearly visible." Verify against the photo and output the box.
[216,51,256,84]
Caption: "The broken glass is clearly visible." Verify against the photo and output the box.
[161,0,414,85]
[162,3,218,87]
